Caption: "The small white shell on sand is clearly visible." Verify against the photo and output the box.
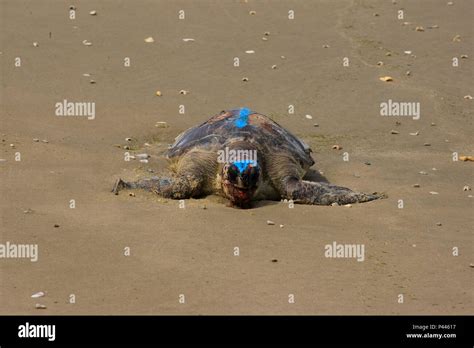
[136,154,150,159]
[31,291,45,298]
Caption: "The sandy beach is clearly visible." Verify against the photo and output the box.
[0,0,472,314]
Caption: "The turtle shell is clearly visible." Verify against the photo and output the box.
[166,108,314,168]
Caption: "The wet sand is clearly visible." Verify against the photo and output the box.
[0,0,472,314]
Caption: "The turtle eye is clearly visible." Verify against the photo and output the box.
[242,165,260,188]
[227,164,239,182]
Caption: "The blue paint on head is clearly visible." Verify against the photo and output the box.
[233,160,257,173]
[234,107,251,128]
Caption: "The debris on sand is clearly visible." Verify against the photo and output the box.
[415,26,425,32]
[332,144,342,150]
[380,76,393,82]
[413,184,420,188]
[429,191,439,195]
[155,121,168,128]
[242,77,249,82]
[249,10,256,15]
[463,185,471,191]
[182,38,195,42]
[305,114,313,119]
[452,35,461,42]
[390,130,399,134]
[464,95,472,100]
[267,220,275,225]
[82,40,92,46]
[35,304,47,309]
[31,291,45,298]
[89,10,97,15]
[144,37,154,43]
[459,155,474,161]
[155,90,162,96]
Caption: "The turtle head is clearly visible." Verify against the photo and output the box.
[222,161,261,208]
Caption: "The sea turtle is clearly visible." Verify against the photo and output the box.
[112,108,382,208]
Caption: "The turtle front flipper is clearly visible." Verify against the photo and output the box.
[113,176,169,195]
[282,178,383,205]
[112,175,201,199]
[113,149,217,199]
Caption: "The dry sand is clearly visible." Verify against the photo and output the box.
[0,0,472,314]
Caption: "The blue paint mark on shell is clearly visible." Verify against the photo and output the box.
[234,107,251,128]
